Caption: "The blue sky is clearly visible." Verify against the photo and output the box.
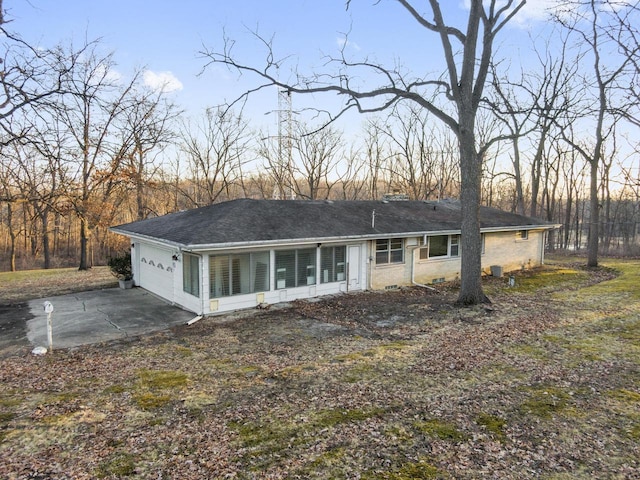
[7,1,556,129]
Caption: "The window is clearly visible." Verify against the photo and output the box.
[320,246,346,283]
[450,235,460,257]
[376,238,404,265]
[419,235,460,260]
[275,248,317,289]
[183,253,200,297]
[429,235,449,257]
[518,230,529,240]
[209,251,270,298]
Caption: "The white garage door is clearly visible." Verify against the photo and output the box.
[138,244,174,301]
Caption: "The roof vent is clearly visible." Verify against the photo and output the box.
[382,192,409,202]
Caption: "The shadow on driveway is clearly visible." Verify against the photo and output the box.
[0,288,196,357]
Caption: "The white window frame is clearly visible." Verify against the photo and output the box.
[376,238,404,265]
[183,253,200,297]
[275,248,317,289]
[209,252,270,298]
[419,235,460,260]
[320,245,346,283]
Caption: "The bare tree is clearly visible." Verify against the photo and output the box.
[290,123,344,200]
[378,104,435,200]
[333,145,369,200]
[361,118,392,200]
[555,0,640,267]
[489,27,582,219]
[117,86,181,220]
[0,142,21,270]
[13,118,69,269]
[257,134,294,200]
[202,0,526,304]
[52,41,141,270]
[180,106,251,206]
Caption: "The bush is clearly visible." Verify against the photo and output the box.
[107,253,132,280]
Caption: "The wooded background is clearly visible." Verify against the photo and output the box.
[1,1,639,272]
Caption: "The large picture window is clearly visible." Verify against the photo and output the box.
[209,252,270,298]
[376,238,404,265]
[183,253,200,297]
[320,246,346,283]
[419,235,460,260]
[275,248,316,289]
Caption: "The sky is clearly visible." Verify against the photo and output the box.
[6,0,558,133]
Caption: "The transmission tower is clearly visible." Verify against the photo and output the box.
[275,88,295,200]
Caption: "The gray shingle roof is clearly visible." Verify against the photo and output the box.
[110,198,553,248]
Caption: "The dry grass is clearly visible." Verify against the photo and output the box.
[0,266,117,304]
[0,258,638,479]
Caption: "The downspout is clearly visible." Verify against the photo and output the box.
[201,251,206,316]
[411,247,436,291]
[367,241,373,291]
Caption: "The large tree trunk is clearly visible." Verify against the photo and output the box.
[457,128,487,305]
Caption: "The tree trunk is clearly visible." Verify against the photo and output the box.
[457,129,487,305]
[564,188,573,250]
[7,202,16,272]
[79,215,90,271]
[587,159,599,267]
[530,142,543,218]
[512,137,525,216]
[136,148,146,221]
[42,210,51,269]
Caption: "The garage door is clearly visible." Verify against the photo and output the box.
[138,244,174,301]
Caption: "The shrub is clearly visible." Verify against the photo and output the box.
[107,253,132,280]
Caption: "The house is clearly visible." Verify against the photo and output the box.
[110,198,556,315]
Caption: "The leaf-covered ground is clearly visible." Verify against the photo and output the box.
[1,257,638,479]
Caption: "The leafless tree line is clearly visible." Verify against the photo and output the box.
[1,0,640,275]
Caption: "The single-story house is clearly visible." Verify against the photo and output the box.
[110,198,557,315]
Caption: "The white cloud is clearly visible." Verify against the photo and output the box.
[518,0,558,21]
[143,70,184,93]
[336,36,361,52]
[88,62,122,85]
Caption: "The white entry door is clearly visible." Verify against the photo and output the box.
[347,245,361,291]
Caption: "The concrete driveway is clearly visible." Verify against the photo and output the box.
[0,288,196,357]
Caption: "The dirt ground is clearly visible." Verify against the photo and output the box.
[1,259,638,479]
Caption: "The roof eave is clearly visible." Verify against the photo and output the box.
[112,223,558,253]
[109,227,187,250]
[182,233,413,252]
[480,224,559,234]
